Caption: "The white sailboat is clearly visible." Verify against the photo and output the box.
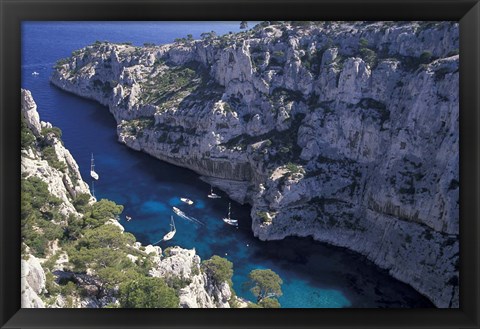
[222,202,238,226]
[180,197,194,205]
[90,153,99,180]
[162,216,176,241]
[207,186,221,199]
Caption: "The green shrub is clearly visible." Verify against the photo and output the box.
[119,277,179,308]
[357,38,377,68]
[72,193,91,213]
[60,281,77,296]
[45,272,61,295]
[83,199,124,228]
[285,162,302,174]
[223,102,233,112]
[420,51,432,63]
[42,146,67,171]
[191,265,200,276]
[29,235,48,256]
[69,243,130,273]
[42,126,63,139]
[201,255,233,286]
[257,211,271,224]
[63,214,83,241]
[40,220,63,240]
[77,224,132,250]
[359,38,369,48]
[21,176,62,256]
[164,275,192,292]
[21,117,36,149]
[43,253,61,272]
[54,58,70,69]
[359,48,377,68]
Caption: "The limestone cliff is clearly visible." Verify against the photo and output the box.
[50,21,459,307]
[21,89,233,308]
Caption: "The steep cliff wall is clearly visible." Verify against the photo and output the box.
[21,89,233,308]
[50,21,459,307]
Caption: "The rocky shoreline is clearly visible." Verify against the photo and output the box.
[50,21,459,307]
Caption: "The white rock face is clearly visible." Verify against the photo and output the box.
[21,256,46,308]
[21,89,42,136]
[50,21,459,307]
[21,89,93,216]
[150,247,232,308]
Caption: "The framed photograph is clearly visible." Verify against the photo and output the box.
[1,0,479,328]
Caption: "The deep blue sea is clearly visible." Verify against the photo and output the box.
[21,21,433,308]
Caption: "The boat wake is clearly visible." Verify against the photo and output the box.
[178,213,204,226]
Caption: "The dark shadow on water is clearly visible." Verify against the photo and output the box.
[250,236,434,308]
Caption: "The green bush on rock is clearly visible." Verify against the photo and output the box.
[119,277,179,308]
[201,255,233,287]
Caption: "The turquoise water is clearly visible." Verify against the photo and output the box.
[21,21,433,308]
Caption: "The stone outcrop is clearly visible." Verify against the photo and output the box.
[21,89,93,216]
[21,255,46,308]
[50,21,459,307]
[21,89,233,308]
[151,247,231,308]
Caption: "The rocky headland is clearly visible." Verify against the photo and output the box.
[21,89,235,308]
[50,21,459,307]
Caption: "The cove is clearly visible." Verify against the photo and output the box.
[21,21,433,308]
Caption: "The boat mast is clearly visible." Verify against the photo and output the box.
[91,181,95,198]
[228,203,231,220]
[91,153,95,172]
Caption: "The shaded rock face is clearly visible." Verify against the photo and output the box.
[51,21,459,307]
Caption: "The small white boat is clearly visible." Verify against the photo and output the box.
[172,206,184,216]
[90,153,99,180]
[207,186,221,199]
[126,216,132,221]
[222,202,238,227]
[172,206,204,226]
[162,216,176,241]
[32,71,39,76]
[180,197,194,205]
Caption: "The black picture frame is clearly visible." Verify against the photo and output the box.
[1,0,479,328]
